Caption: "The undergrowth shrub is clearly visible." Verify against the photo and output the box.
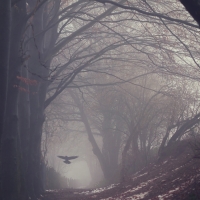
[44,167,69,190]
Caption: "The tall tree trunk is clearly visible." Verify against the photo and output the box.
[120,122,139,183]
[0,0,11,142]
[101,112,122,182]
[69,90,111,180]
[18,66,31,199]
[26,1,60,197]
[70,90,123,183]
[1,1,27,199]
[27,7,45,197]
[158,126,171,156]
[0,1,11,196]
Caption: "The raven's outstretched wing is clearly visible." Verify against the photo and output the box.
[68,156,78,160]
[57,156,66,159]
[57,155,78,160]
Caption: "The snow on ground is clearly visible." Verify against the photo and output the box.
[77,183,117,195]
[132,172,148,181]
[41,140,200,200]
[101,191,149,200]
[128,192,149,199]
[158,187,179,199]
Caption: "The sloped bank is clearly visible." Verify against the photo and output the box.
[41,139,200,200]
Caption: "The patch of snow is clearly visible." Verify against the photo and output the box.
[172,166,183,171]
[158,195,165,200]
[169,187,179,193]
[146,176,162,183]
[132,172,148,181]
[134,168,146,176]
[123,182,147,194]
[129,191,148,199]
[78,184,117,195]
[124,174,166,196]
[158,187,179,199]
[172,178,180,182]
[102,192,148,200]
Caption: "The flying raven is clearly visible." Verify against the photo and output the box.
[57,155,78,164]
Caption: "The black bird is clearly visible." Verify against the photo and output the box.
[57,155,78,164]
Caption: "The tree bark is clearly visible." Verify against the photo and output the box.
[167,113,200,146]
[26,1,60,197]
[0,0,11,142]
[69,90,110,180]
[1,1,27,199]
[18,66,31,199]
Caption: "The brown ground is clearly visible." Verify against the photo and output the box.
[40,140,200,200]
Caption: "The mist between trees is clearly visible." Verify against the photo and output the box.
[0,0,200,199]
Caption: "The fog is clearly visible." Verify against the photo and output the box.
[2,1,200,199]
[43,127,104,188]
[66,161,91,188]
[43,71,200,190]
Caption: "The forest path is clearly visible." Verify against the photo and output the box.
[40,187,118,200]
[40,141,200,200]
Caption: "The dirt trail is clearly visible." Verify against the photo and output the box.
[41,141,200,200]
